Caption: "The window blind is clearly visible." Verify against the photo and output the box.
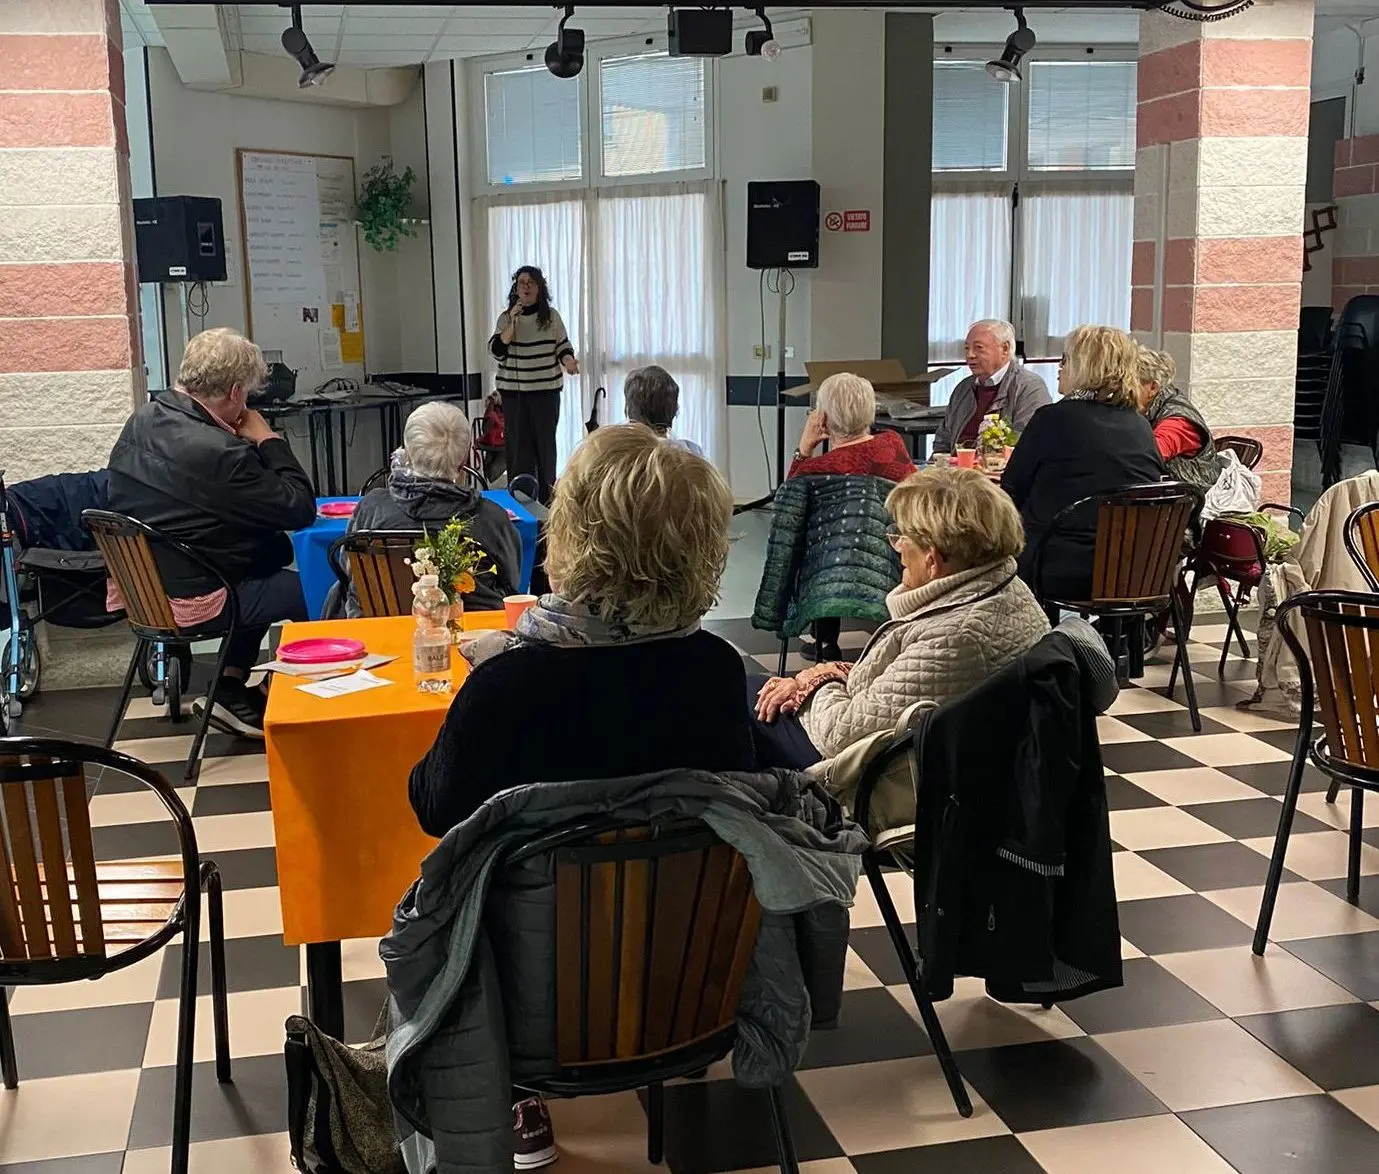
[484,66,583,186]
[1027,61,1136,171]
[932,62,1009,172]
[600,53,707,178]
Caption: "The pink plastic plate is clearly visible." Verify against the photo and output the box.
[318,501,357,518]
[278,637,367,665]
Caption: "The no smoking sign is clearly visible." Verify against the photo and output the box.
[824,211,844,232]
[824,209,870,233]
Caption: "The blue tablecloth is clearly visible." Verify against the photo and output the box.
[291,491,540,620]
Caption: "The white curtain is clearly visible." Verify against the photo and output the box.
[1018,187,1133,359]
[476,181,726,475]
[928,186,1011,406]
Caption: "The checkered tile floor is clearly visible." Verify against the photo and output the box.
[6,610,1379,1173]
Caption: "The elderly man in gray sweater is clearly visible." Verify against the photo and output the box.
[932,319,1051,455]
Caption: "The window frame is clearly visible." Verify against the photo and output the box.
[471,30,717,197]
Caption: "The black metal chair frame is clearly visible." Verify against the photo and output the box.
[82,510,241,784]
[360,463,488,498]
[504,816,801,1171]
[0,737,230,1174]
[1318,314,1376,489]
[851,733,974,1119]
[1213,435,1264,471]
[1031,482,1205,731]
[1254,591,1379,952]
[1344,501,1379,593]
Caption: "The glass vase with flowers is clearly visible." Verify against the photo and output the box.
[978,415,1019,471]
[407,519,496,641]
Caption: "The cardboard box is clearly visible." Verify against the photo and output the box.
[788,359,958,407]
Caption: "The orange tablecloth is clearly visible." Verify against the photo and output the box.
[264,611,505,945]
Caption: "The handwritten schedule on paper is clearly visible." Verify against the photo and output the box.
[242,152,327,308]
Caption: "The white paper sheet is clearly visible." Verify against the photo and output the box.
[297,670,393,699]
[319,326,343,369]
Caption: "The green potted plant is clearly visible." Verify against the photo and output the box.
[356,161,420,252]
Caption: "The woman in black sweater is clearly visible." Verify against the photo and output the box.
[409,423,754,839]
[1001,324,1165,602]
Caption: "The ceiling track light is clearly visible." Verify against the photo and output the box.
[280,4,334,89]
[545,6,585,80]
[986,7,1036,84]
[745,7,781,61]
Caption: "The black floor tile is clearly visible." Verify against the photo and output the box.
[205,846,279,892]
[1183,1093,1379,1174]
[1104,776,1168,812]
[157,934,300,998]
[846,925,911,987]
[1176,680,1258,708]
[798,988,933,1070]
[92,819,182,862]
[1218,760,1330,796]
[117,715,197,743]
[1100,742,1203,775]
[0,1156,125,1174]
[192,782,272,817]
[1237,1003,1379,1091]
[1319,875,1379,919]
[342,977,387,1046]
[128,1053,287,1148]
[1057,957,1223,1035]
[1181,797,1326,840]
[1116,711,1234,739]
[657,1077,843,1174]
[1116,894,1255,955]
[852,1135,1044,1174]
[956,1036,1166,1132]
[1251,727,1311,755]
[1141,841,1301,891]
[5,1004,152,1080]
[1284,932,1379,1001]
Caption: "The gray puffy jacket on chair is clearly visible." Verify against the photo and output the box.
[382,769,866,1174]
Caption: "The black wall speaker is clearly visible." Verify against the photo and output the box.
[133,195,227,284]
[746,180,820,270]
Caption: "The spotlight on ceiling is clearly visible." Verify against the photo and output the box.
[986,7,1035,83]
[281,4,334,89]
[545,6,585,79]
[745,8,781,60]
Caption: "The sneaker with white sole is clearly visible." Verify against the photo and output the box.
[192,680,265,739]
[513,1095,558,1169]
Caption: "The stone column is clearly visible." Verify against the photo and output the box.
[0,0,142,483]
[1131,0,1313,504]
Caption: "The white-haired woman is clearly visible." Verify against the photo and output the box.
[789,371,915,481]
[345,401,521,615]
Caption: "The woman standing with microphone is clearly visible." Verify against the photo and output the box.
[490,266,578,503]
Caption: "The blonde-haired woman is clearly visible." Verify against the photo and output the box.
[1000,324,1164,601]
[789,371,915,481]
[410,423,754,836]
[753,466,1050,766]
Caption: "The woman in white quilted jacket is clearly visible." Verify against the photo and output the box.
[752,466,1050,766]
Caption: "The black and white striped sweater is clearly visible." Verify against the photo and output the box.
[488,307,574,395]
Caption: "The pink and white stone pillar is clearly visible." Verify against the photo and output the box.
[1131,0,1314,504]
[0,0,142,482]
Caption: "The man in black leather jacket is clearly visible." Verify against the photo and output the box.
[107,328,317,736]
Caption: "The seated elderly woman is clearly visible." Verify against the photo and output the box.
[751,466,1050,768]
[409,423,754,838]
[790,372,915,481]
[624,364,703,456]
[1001,324,1165,602]
[344,401,521,616]
[1136,345,1223,491]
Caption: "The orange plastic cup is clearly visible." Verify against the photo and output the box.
[954,448,977,469]
[503,594,538,629]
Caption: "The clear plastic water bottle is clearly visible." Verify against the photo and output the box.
[412,574,453,694]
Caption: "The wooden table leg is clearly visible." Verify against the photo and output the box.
[306,940,345,1041]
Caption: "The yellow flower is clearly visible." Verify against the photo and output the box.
[453,571,476,595]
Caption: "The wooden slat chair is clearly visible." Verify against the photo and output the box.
[1214,435,1264,470]
[1345,501,1379,592]
[83,510,240,783]
[503,819,801,1171]
[328,529,424,618]
[1254,592,1379,951]
[1032,482,1205,731]
[0,737,229,1174]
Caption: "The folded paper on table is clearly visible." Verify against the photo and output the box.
[264,652,397,679]
[297,669,393,698]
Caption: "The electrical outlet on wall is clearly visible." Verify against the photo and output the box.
[754,344,771,360]
[784,346,795,358]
